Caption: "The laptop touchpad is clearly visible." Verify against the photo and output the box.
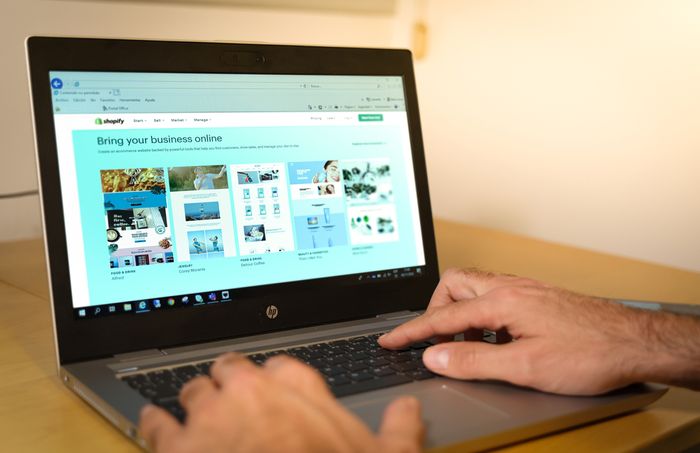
[346,381,510,447]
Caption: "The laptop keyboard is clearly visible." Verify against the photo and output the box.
[121,333,435,422]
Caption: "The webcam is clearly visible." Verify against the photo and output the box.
[220,51,266,67]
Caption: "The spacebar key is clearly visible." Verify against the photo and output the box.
[332,375,412,398]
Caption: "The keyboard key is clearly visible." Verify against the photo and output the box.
[173,365,199,382]
[410,370,435,380]
[196,361,213,375]
[367,357,389,367]
[371,366,396,377]
[326,375,351,386]
[343,362,368,372]
[385,352,412,363]
[320,366,346,377]
[122,374,148,389]
[390,361,420,373]
[327,356,350,366]
[248,354,266,365]
[332,374,412,398]
[349,371,373,382]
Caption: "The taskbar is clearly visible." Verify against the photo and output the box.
[72,266,425,320]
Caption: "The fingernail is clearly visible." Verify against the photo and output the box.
[400,395,420,410]
[378,333,388,342]
[264,354,289,368]
[424,348,449,370]
[140,404,156,418]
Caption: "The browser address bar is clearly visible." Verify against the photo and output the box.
[73,80,386,90]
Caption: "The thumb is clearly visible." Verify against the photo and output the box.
[422,341,519,383]
[378,396,424,453]
[139,404,184,452]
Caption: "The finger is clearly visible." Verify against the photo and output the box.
[210,352,261,387]
[422,341,524,384]
[378,396,424,453]
[380,297,509,349]
[425,269,485,344]
[264,355,332,399]
[179,375,218,411]
[420,269,534,345]
[427,268,528,310]
[264,356,380,451]
[425,268,483,312]
[139,404,184,452]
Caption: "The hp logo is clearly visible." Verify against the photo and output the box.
[265,305,279,319]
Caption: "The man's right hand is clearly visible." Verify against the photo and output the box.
[379,268,700,395]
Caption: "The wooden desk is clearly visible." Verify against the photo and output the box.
[1,219,699,452]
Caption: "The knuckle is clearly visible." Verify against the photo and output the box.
[442,267,462,279]
[230,367,265,391]
[181,376,206,393]
[285,359,327,387]
[490,286,522,302]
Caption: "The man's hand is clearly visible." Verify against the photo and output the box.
[139,354,424,453]
[379,268,700,395]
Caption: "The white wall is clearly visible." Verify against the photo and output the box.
[413,0,700,272]
[2,0,700,273]
[0,0,395,241]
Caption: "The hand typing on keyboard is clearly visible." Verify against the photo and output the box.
[379,268,700,395]
[139,353,424,453]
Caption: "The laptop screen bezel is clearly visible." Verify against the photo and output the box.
[27,37,439,365]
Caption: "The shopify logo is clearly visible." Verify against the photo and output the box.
[94,118,124,125]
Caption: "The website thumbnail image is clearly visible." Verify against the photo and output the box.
[101,159,399,269]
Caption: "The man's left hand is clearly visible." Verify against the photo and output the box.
[139,353,424,453]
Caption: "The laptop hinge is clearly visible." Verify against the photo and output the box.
[113,349,167,361]
[376,310,420,321]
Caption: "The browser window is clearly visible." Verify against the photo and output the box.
[49,71,425,318]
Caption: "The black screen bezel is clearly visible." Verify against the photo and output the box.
[27,37,439,364]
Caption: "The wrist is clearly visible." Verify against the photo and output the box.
[626,309,700,389]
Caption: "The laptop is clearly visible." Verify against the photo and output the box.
[26,37,665,451]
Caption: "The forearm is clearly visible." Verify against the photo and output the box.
[629,309,700,390]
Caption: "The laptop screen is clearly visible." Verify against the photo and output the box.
[48,71,426,319]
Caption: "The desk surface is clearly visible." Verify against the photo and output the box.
[1,219,699,452]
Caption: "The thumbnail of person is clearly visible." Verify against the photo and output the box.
[312,160,340,184]
[194,166,226,190]
[168,165,229,191]
[209,234,220,252]
[318,184,336,195]
[192,236,205,254]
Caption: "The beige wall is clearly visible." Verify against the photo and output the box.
[413,0,700,272]
[2,0,699,273]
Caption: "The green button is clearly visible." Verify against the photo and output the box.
[358,114,384,122]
